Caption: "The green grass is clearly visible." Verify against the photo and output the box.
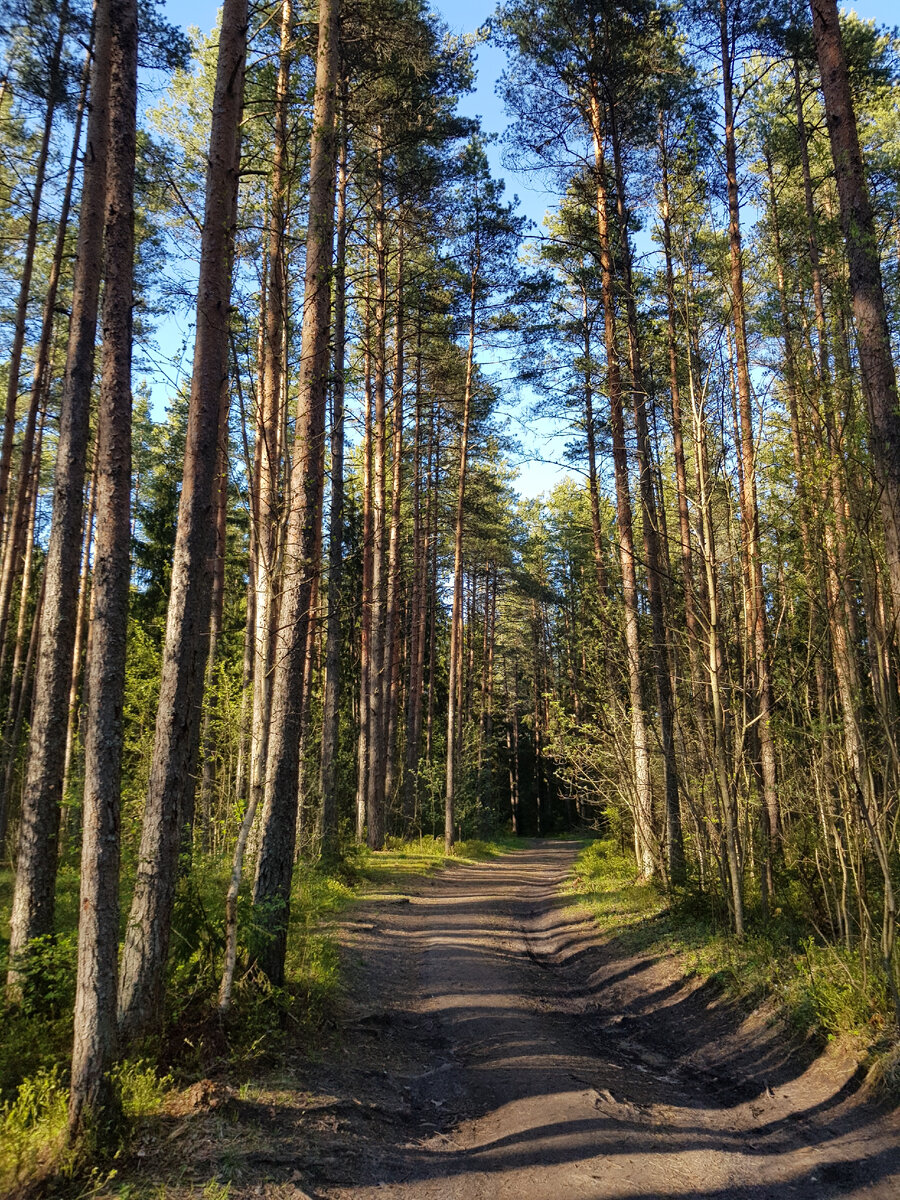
[343,832,523,891]
[0,831,526,1189]
[566,839,894,1050]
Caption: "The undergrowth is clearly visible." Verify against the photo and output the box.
[0,831,523,1192]
[567,839,896,1061]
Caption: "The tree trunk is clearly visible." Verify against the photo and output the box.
[383,233,405,813]
[609,106,684,885]
[197,422,230,847]
[590,113,654,879]
[0,0,69,549]
[719,0,779,888]
[445,251,478,851]
[811,0,900,624]
[117,0,247,1041]
[0,29,90,657]
[250,0,339,986]
[0,408,45,855]
[6,0,113,994]
[319,100,347,865]
[581,288,607,597]
[366,151,388,849]
[248,0,292,863]
[68,0,137,1135]
[60,450,100,846]
[402,311,426,829]
[356,304,373,843]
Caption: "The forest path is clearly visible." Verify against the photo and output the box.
[315,839,899,1200]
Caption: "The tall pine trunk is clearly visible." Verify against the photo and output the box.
[68,0,137,1135]
[319,104,347,864]
[0,0,69,547]
[117,0,248,1040]
[445,252,478,851]
[251,0,340,986]
[811,0,900,623]
[6,0,113,993]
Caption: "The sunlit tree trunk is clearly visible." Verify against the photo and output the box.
[6,0,113,994]
[718,0,779,894]
[590,112,654,879]
[319,101,347,864]
[0,31,90,659]
[0,0,69,549]
[117,0,248,1040]
[445,250,478,851]
[251,0,340,985]
[68,0,137,1134]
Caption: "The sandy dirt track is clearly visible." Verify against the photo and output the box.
[123,840,900,1199]
[317,839,900,1199]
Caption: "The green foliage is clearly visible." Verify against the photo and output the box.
[0,872,81,1101]
[568,840,895,1049]
[0,1066,69,1195]
[0,1059,171,1195]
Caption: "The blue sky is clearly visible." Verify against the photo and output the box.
[156,1,899,498]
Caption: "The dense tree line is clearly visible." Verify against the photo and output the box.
[0,0,898,1144]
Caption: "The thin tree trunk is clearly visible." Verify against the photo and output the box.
[0,575,45,856]
[659,113,701,699]
[366,150,388,849]
[590,114,654,879]
[318,101,347,865]
[6,0,113,993]
[0,407,45,854]
[445,248,479,851]
[581,288,607,597]
[251,0,339,986]
[0,0,69,548]
[719,0,779,886]
[609,106,684,885]
[117,0,247,1040]
[383,232,405,812]
[356,308,373,842]
[0,31,90,657]
[68,0,137,1134]
[197,423,229,847]
[402,311,426,829]
[248,0,292,864]
[60,449,100,844]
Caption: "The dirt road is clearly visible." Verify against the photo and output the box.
[132,841,900,1198]
[315,840,899,1199]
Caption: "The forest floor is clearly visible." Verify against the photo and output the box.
[112,840,900,1200]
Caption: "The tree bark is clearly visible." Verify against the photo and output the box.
[445,249,478,851]
[810,0,900,625]
[402,311,427,830]
[318,100,347,865]
[0,0,69,549]
[383,232,405,812]
[719,0,779,886]
[117,0,248,1041]
[251,0,339,986]
[608,105,684,885]
[68,0,137,1135]
[6,0,113,993]
[0,28,90,658]
[589,113,654,879]
[366,147,388,850]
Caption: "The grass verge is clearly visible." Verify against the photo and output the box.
[566,839,897,1070]
[0,832,523,1194]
